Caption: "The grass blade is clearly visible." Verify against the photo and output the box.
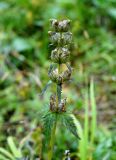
[90,78,97,145]
[7,137,22,158]
[0,147,14,160]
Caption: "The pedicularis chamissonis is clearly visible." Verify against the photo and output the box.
[42,19,79,160]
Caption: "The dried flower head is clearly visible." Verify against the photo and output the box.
[49,67,71,84]
[50,19,71,32]
[51,47,70,63]
[48,19,73,113]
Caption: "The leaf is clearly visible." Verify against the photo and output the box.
[42,111,57,140]
[0,2,9,10]
[7,136,22,158]
[108,8,116,19]
[48,64,54,76]
[12,37,32,52]
[61,113,80,139]
[0,148,14,160]
[16,157,29,160]
[0,154,11,160]
[40,80,52,96]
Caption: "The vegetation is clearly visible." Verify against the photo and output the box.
[0,0,116,160]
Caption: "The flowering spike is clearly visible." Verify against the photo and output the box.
[48,19,72,112]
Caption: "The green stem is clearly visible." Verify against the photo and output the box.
[48,115,57,160]
[48,64,61,160]
[56,63,62,109]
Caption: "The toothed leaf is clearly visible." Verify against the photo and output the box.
[42,112,57,140]
[61,113,80,139]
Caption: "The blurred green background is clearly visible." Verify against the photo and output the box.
[0,0,116,160]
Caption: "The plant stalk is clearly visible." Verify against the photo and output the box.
[48,64,61,160]
[48,114,57,160]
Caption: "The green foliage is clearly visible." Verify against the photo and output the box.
[60,113,80,139]
[90,78,97,145]
[93,129,116,160]
[0,136,22,160]
[42,111,57,141]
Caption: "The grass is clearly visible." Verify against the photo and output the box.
[90,78,97,146]
[77,78,97,160]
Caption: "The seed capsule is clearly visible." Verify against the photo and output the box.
[49,68,59,83]
[50,19,59,31]
[61,69,72,82]
[48,31,61,44]
[50,19,71,32]
[58,20,71,32]
[50,94,56,111]
[59,98,67,112]
[49,67,72,84]
[51,47,70,63]
[61,32,72,45]
[48,31,72,45]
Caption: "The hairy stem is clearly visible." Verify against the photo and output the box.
[57,84,62,104]
[48,64,61,160]
[48,115,57,160]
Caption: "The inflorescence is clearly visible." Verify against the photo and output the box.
[48,19,72,113]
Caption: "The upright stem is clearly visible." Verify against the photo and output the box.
[47,19,72,160]
[48,64,61,160]
[48,114,57,160]
[56,63,62,110]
